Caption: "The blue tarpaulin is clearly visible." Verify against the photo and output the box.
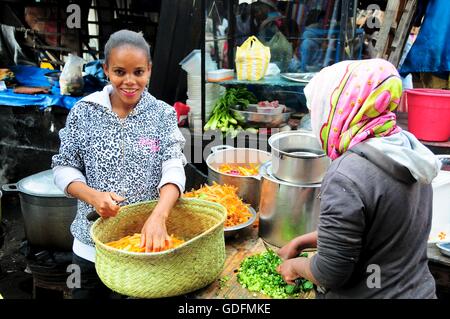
[400,0,450,74]
[0,64,106,110]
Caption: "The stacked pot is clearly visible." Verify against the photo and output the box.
[258,131,330,247]
[204,131,330,248]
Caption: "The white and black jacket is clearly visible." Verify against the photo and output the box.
[52,85,186,261]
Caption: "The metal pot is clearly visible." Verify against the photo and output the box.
[269,131,330,184]
[258,161,321,247]
[206,145,272,210]
[2,170,77,251]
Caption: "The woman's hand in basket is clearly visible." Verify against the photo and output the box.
[140,183,180,252]
[140,209,171,252]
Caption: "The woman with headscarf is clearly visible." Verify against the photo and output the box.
[276,58,441,298]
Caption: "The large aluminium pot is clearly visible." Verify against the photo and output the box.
[268,131,330,184]
[2,170,77,251]
[258,161,321,247]
[206,145,272,210]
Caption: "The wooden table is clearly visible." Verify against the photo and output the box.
[188,223,315,299]
[427,243,450,298]
[187,219,449,299]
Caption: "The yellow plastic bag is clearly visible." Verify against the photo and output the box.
[235,36,271,81]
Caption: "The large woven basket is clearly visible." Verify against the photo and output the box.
[90,198,227,298]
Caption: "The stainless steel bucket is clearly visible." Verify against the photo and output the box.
[2,170,77,251]
[258,161,321,247]
[206,145,272,210]
[269,131,330,184]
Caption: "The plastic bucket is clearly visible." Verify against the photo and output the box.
[405,89,450,142]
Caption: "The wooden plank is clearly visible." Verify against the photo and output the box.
[374,0,400,59]
[388,0,418,67]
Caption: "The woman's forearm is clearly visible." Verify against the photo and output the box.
[153,183,181,220]
[66,181,100,206]
[296,231,318,250]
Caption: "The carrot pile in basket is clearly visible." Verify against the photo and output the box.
[183,182,252,228]
[218,163,260,176]
[106,233,185,253]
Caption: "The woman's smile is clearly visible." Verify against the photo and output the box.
[119,87,139,98]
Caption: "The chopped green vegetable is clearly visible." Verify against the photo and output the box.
[236,250,314,299]
[218,276,230,289]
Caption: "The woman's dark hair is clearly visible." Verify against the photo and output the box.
[104,29,151,65]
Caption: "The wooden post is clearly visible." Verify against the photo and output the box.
[374,0,400,59]
[388,0,418,67]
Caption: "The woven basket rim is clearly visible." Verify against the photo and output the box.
[90,198,226,257]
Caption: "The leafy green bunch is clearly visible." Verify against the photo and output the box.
[204,86,258,137]
[237,250,314,299]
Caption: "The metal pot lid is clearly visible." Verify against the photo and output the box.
[259,161,321,187]
[17,169,66,197]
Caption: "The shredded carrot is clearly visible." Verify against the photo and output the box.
[183,182,252,227]
[218,163,260,176]
[106,234,185,253]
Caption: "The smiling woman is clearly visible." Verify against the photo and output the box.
[51,29,187,299]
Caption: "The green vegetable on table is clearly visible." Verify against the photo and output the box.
[237,250,314,299]
[204,86,258,138]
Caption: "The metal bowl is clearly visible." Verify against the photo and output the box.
[44,71,61,87]
[230,105,293,128]
[280,72,316,83]
[224,206,257,238]
[436,242,450,257]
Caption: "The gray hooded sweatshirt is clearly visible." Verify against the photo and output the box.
[310,131,441,299]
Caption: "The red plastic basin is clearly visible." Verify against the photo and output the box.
[405,89,450,142]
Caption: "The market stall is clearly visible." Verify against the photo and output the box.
[0,0,450,302]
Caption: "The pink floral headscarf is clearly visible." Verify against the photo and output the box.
[304,59,403,160]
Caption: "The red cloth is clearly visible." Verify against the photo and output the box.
[173,102,190,126]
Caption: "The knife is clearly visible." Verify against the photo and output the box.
[262,239,275,253]
[86,210,101,222]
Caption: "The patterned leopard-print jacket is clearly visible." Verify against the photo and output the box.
[52,87,186,246]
